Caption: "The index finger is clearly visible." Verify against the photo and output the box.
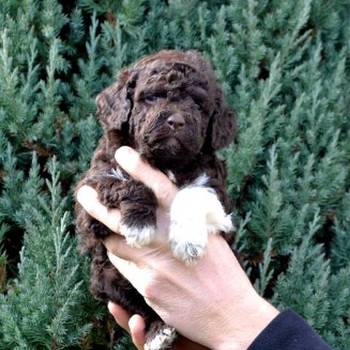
[76,185,122,234]
[115,146,178,208]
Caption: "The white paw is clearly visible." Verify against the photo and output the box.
[171,239,206,264]
[169,176,234,262]
[120,224,156,247]
[169,219,208,263]
[145,325,176,350]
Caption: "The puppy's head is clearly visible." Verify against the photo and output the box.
[96,50,236,167]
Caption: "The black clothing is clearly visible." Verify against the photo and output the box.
[248,310,332,350]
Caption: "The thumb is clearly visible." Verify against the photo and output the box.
[129,314,146,350]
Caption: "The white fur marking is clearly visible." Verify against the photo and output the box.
[120,224,156,247]
[166,170,177,184]
[107,167,128,181]
[145,326,176,350]
[169,175,234,263]
[191,173,209,187]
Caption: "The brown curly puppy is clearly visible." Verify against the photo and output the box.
[75,50,236,349]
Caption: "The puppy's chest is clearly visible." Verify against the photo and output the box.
[164,169,195,187]
[154,158,218,188]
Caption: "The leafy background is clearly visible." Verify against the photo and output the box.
[0,0,349,349]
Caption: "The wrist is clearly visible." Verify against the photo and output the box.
[214,294,279,350]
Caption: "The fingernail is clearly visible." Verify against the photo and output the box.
[107,301,112,312]
[115,146,140,171]
[107,301,114,313]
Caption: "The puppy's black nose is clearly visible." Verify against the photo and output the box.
[167,113,185,130]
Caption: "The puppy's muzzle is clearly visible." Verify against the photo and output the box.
[166,113,185,131]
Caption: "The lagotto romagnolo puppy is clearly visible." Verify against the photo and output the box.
[75,50,236,349]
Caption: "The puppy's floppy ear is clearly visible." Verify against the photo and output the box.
[208,86,236,150]
[95,68,137,131]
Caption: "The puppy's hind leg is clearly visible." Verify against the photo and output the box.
[145,321,177,350]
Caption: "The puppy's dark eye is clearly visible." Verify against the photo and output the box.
[142,92,167,103]
[145,95,160,103]
[192,96,203,110]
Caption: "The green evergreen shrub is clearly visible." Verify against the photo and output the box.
[0,1,349,348]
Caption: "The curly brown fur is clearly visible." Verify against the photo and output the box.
[75,50,236,349]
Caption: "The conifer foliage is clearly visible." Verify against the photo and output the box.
[0,1,349,349]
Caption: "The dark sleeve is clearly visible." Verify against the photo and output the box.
[247,309,332,350]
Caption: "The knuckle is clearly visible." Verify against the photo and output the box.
[104,236,124,256]
[142,275,159,301]
[156,184,176,208]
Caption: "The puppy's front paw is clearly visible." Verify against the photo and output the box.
[169,177,234,262]
[118,179,158,247]
[169,220,208,264]
[120,224,157,247]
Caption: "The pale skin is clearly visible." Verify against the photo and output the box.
[77,146,279,350]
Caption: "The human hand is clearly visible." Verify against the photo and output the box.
[77,146,279,350]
